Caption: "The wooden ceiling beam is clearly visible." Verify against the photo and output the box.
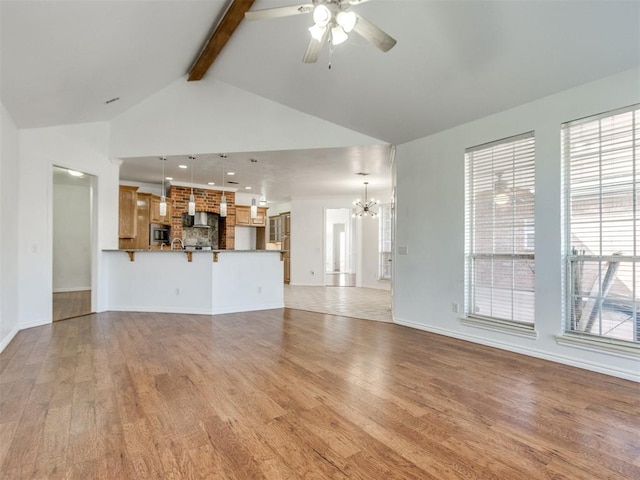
[188,0,255,81]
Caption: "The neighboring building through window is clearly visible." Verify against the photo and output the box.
[465,132,536,324]
[379,203,392,280]
[563,105,640,344]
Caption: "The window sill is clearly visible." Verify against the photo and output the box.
[461,316,538,340]
[556,333,640,359]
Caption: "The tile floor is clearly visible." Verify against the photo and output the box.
[284,285,392,322]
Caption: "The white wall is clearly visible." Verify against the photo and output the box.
[18,122,118,328]
[110,77,383,158]
[395,68,640,382]
[234,226,256,250]
[0,102,20,352]
[290,194,389,288]
[105,251,283,314]
[53,183,91,291]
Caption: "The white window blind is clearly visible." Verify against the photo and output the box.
[379,203,392,280]
[465,132,535,324]
[564,105,640,344]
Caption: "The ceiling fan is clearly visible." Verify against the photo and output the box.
[244,0,397,63]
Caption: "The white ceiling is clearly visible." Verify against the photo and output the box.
[2,0,639,198]
[119,144,394,204]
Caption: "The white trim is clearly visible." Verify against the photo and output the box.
[19,318,51,330]
[53,287,91,293]
[394,317,640,383]
[0,325,20,353]
[461,316,538,340]
[107,303,285,315]
[555,334,640,360]
[211,303,285,315]
[107,306,213,315]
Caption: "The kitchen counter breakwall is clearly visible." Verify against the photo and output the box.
[103,249,284,315]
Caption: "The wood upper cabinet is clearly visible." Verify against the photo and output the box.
[252,207,267,227]
[150,195,172,225]
[119,186,138,239]
[236,206,251,226]
[236,206,267,227]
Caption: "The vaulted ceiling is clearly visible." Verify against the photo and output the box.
[2,0,639,196]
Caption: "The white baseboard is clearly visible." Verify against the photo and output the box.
[107,303,285,316]
[19,318,51,330]
[53,287,91,293]
[107,306,213,315]
[394,317,640,383]
[212,303,285,315]
[0,324,20,354]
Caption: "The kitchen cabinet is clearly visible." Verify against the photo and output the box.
[150,195,172,225]
[269,212,291,283]
[269,212,290,243]
[119,186,138,239]
[134,193,152,249]
[235,206,267,227]
[281,212,291,284]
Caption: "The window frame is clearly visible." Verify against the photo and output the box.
[378,203,392,281]
[562,104,640,346]
[465,131,536,327]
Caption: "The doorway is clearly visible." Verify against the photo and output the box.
[52,166,94,321]
[324,208,356,287]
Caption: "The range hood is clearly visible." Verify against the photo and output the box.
[193,211,210,228]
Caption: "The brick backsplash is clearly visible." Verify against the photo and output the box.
[169,186,236,250]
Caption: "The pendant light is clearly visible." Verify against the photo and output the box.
[353,181,379,218]
[250,198,258,219]
[188,155,196,216]
[219,160,227,217]
[159,157,167,217]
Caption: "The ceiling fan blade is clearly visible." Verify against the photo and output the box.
[245,4,313,21]
[353,14,397,52]
[302,27,329,63]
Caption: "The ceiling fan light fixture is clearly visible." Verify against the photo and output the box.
[312,4,331,27]
[308,23,326,41]
[336,11,356,33]
[331,25,348,45]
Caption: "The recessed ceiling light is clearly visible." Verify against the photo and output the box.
[227,171,235,175]
[67,169,84,177]
[245,186,252,190]
[208,182,215,185]
[165,176,173,181]
[178,165,188,169]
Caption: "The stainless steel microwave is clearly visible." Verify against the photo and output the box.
[150,224,170,245]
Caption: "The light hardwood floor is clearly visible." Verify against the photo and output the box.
[52,290,92,322]
[0,309,639,479]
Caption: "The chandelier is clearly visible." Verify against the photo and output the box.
[353,181,378,218]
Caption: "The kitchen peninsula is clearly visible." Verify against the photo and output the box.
[108,183,284,314]
[103,249,284,314]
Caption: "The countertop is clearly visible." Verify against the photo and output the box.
[103,249,285,253]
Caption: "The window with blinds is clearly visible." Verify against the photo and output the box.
[379,203,392,280]
[465,132,535,325]
[564,105,640,344]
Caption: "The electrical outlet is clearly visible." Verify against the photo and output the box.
[310,270,315,276]
[175,288,181,296]
[452,302,459,313]
[257,286,262,293]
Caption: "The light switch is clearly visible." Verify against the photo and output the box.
[398,245,408,255]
